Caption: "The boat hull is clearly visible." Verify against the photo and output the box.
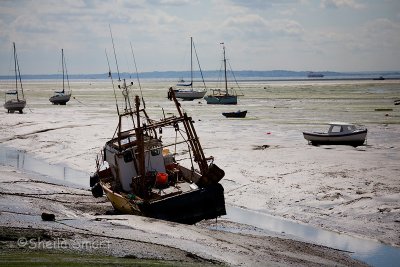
[49,94,71,105]
[143,183,226,224]
[303,130,367,146]
[174,90,206,101]
[100,182,226,224]
[4,99,26,113]
[101,182,142,215]
[204,95,237,105]
[222,110,247,118]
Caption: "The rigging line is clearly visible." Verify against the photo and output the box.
[109,24,121,81]
[105,48,120,116]
[192,39,207,89]
[62,49,65,92]
[14,43,25,99]
[130,42,146,109]
[63,49,71,92]
[72,96,83,104]
[25,104,33,113]
[217,58,224,90]
[13,43,18,100]
[227,60,244,95]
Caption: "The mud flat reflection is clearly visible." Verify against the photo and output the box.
[223,206,399,267]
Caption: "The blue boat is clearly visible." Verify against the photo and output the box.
[204,43,239,105]
[222,110,247,118]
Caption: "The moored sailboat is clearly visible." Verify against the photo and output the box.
[204,43,239,105]
[4,43,26,114]
[49,49,71,105]
[173,37,207,101]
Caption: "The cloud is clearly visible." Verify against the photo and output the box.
[321,0,365,10]
[228,0,300,9]
[361,18,400,50]
[148,0,191,6]
[1,0,399,73]
[222,14,304,40]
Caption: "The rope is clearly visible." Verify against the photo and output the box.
[72,96,83,104]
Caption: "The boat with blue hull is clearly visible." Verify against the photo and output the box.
[204,43,239,105]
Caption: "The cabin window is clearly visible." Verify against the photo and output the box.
[150,148,161,156]
[123,150,134,162]
[331,125,342,133]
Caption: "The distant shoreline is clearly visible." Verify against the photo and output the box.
[1,70,400,81]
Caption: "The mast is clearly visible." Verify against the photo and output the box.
[222,43,228,95]
[13,42,19,101]
[109,25,121,81]
[190,37,193,90]
[61,49,65,93]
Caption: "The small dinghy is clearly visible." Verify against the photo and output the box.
[303,122,367,147]
[222,110,247,118]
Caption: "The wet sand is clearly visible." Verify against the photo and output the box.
[0,165,365,266]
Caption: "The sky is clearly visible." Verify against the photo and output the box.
[0,0,399,75]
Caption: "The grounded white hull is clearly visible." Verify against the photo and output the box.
[303,130,367,146]
[174,90,206,100]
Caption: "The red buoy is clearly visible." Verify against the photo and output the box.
[156,172,168,187]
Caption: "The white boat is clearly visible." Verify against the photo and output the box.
[303,122,367,147]
[49,49,71,105]
[4,43,26,114]
[204,43,240,105]
[173,37,206,101]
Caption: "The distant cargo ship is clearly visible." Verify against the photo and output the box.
[307,72,324,78]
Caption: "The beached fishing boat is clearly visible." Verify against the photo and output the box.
[204,43,240,105]
[303,122,367,146]
[49,49,71,105]
[90,81,226,224]
[173,37,207,101]
[4,43,26,114]
[222,110,247,118]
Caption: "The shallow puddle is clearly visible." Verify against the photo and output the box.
[1,145,399,266]
[0,145,89,187]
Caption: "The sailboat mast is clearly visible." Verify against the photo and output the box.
[13,43,19,101]
[190,37,193,90]
[62,49,65,93]
[223,44,228,95]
